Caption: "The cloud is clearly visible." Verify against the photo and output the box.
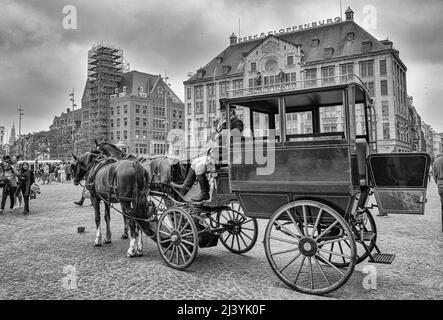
[0,0,443,135]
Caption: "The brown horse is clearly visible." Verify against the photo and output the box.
[72,151,151,258]
[95,140,189,191]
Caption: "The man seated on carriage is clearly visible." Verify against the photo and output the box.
[171,108,243,202]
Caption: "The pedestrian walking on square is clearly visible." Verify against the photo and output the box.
[65,162,72,182]
[18,162,34,215]
[0,156,19,214]
[11,156,23,209]
[433,154,443,232]
[43,163,50,184]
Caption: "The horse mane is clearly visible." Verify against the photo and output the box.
[97,142,127,159]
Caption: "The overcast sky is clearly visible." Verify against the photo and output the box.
[1,0,443,139]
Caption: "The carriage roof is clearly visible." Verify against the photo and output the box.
[220,81,370,113]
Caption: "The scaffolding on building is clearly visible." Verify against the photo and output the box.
[79,44,123,153]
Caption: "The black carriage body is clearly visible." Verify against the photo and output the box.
[220,80,430,218]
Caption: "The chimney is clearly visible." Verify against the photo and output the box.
[229,33,238,45]
[67,108,71,113]
[380,39,394,49]
[345,7,354,21]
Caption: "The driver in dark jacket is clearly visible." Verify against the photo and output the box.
[171,108,243,202]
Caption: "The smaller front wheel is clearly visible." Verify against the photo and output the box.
[156,207,198,270]
[217,202,258,254]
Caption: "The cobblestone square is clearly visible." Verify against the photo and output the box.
[0,180,442,300]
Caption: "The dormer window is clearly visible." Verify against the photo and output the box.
[114,88,119,94]
[197,68,206,79]
[139,86,144,92]
[346,32,355,41]
[222,65,231,75]
[312,38,320,47]
[216,56,224,64]
[362,41,372,53]
[122,86,127,92]
[250,62,257,72]
[324,47,334,59]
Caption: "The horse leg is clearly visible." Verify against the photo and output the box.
[92,198,102,247]
[121,201,137,258]
[136,226,143,257]
[103,203,112,244]
[121,214,129,240]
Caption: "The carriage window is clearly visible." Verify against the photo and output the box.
[355,103,367,136]
[253,112,269,138]
[283,111,313,139]
[319,105,346,139]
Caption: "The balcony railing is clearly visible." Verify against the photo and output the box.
[227,74,368,98]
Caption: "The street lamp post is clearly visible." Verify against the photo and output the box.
[69,89,77,155]
[18,106,24,155]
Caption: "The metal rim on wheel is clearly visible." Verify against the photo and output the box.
[156,206,198,270]
[217,201,258,254]
[264,200,357,295]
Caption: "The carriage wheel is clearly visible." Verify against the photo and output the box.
[324,208,377,267]
[264,200,357,295]
[156,207,198,270]
[216,201,258,254]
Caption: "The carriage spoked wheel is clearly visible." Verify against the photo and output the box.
[216,201,258,254]
[264,200,357,295]
[156,206,199,270]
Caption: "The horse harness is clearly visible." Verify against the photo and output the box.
[86,157,155,224]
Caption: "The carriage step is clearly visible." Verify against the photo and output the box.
[359,231,376,241]
[369,253,395,264]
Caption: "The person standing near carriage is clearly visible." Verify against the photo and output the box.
[433,154,443,232]
[17,162,34,215]
[0,156,19,214]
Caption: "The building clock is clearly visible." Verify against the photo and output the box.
[265,58,278,73]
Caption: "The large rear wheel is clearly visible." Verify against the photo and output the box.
[264,200,357,295]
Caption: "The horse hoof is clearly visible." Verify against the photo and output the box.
[121,234,128,240]
[103,239,112,244]
[136,251,143,257]
[126,252,136,258]
[93,242,102,247]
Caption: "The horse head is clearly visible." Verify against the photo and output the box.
[96,141,127,160]
[71,152,100,185]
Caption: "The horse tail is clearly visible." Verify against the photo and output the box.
[132,161,151,234]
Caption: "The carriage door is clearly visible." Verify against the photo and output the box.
[367,153,431,215]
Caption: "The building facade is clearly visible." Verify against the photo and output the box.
[184,7,411,153]
[109,70,185,157]
[49,108,82,160]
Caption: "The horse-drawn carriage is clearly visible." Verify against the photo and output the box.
[73,75,430,295]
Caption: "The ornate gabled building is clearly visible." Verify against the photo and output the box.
[109,70,184,157]
[49,108,82,160]
[184,7,411,153]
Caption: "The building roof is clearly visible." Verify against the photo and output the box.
[118,70,160,95]
[185,20,400,84]
[117,70,183,104]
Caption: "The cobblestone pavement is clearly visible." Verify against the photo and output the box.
[0,181,442,300]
